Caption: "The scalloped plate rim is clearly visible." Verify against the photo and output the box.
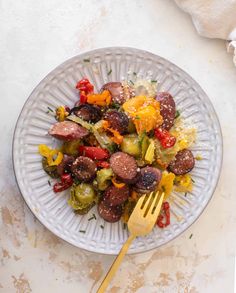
[12,47,223,255]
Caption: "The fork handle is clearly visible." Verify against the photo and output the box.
[97,234,136,293]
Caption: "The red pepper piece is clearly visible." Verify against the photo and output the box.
[96,161,110,169]
[157,202,170,228]
[79,91,87,104]
[79,146,109,160]
[154,128,176,149]
[53,174,73,193]
[76,78,94,104]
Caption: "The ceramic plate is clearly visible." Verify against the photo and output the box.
[13,47,223,254]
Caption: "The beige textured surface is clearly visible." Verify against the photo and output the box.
[1,0,236,292]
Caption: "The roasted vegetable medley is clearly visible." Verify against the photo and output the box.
[39,78,197,228]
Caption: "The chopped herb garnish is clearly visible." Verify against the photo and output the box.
[107,69,112,75]
[111,103,120,110]
[191,178,195,183]
[83,58,90,62]
[129,80,134,85]
[123,223,127,230]
[151,80,157,83]
[73,178,81,185]
[189,233,193,239]
[106,144,116,153]
[48,180,51,186]
[88,213,97,221]
[133,72,137,76]
[149,129,155,137]
[135,115,141,120]
[100,225,104,229]
[184,192,187,197]
[47,106,54,113]
[175,110,180,119]
[79,230,86,233]
[46,110,50,114]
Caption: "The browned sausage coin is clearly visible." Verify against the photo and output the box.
[168,149,195,175]
[102,82,124,104]
[103,185,130,206]
[110,152,138,183]
[49,121,89,141]
[71,104,102,123]
[71,156,96,182]
[97,200,122,223]
[57,155,74,176]
[156,92,176,130]
[134,166,162,194]
[104,110,129,134]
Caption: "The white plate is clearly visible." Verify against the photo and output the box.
[13,47,223,254]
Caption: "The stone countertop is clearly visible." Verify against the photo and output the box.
[1,0,236,292]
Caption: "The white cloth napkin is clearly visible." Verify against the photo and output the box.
[174,0,236,66]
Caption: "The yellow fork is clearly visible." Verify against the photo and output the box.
[97,190,164,293]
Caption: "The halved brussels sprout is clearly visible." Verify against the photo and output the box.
[96,168,113,191]
[42,157,59,179]
[121,134,141,157]
[68,183,96,214]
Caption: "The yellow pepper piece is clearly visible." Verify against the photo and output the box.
[145,139,155,164]
[87,90,111,106]
[174,174,193,193]
[158,171,175,200]
[38,144,63,166]
[38,144,51,157]
[47,149,63,166]
[112,178,126,189]
[56,106,69,122]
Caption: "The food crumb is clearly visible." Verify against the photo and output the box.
[195,155,203,160]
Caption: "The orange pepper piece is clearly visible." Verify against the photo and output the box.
[87,90,111,106]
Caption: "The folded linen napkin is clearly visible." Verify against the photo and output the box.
[174,0,236,66]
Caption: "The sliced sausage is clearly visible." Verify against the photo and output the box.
[134,166,162,194]
[71,156,96,182]
[98,200,122,223]
[57,155,74,176]
[49,121,89,141]
[156,92,176,130]
[102,82,124,104]
[104,110,129,134]
[103,185,130,206]
[70,104,102,123]
[168,149,195,175]
[110,152,138,183]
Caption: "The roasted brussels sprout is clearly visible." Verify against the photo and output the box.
[61,140,81,156]
[42,157,59,179]
[68,183,96,214]
[121,134,141,157]
[96,168,113,191]
[74,202,95,215]
[127,119,136,133]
